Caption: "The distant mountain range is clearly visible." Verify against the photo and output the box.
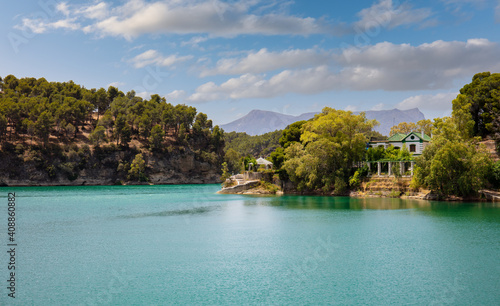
[220,108,425,136]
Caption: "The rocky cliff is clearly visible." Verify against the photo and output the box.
[0,143,220,186]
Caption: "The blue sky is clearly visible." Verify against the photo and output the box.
[1,0,500,125]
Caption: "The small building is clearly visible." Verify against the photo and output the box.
[256,157,273,170]
[369,131,431,155]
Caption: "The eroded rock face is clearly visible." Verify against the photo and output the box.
[0,148,221,186]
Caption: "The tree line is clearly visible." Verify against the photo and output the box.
[0,75,223,154]
[0,75,224,183]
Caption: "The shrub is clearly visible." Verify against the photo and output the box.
[489,161,500,189]
[59,162,78,180]
[259,181,279,194]
[46,165,56,179]
[388,190,401,198]
[349,165,369,188]
[128,153,148,182]
[334,177,347,195]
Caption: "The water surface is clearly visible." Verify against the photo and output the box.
[0,185,499,305]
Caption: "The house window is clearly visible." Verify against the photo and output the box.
[409,144,416,152]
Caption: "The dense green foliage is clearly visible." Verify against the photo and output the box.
[0,75,223,154]
[128,153,147,181]
[454,72,500,142]
[281,108,377,193]
[365,145,412,162]
[389,119,433,136]
[222,130,281,174]
[0,75,224,182]
[279,120,306,148]
[0,75,223,152]
[412,117,492,197]
[223,130,281,157]
[490,161,500,187]
[410,72,500,197]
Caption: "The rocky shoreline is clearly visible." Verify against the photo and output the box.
[218,180,499,202]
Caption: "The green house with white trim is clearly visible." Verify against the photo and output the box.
[369,131,431,155]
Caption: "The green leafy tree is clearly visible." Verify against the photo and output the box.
[270,147,285,169]
[452,94,478,140]
[224,148,241,174]
[413,117,492,197]
[383,145,411,161]
[283,108,376,193]
[211,125,224,154]
[35,110,53,144]
[149,124,165,151]
[114,114,127,145]
[89,126,107,146]
[389,120,433,137]
[120,124,131,147]
[220,162,231,182]
[107,86,120,104]
[390,122,417,136]
[128,153,147,181]
[457,72,500,138]
[94,88,109,117]
[224,130,281,158]
[0,114,8,142]
[241,156,257,172]
[417,119,433,136]
[65,123,76,139]
[366,146,385,161]
[279,120,306,148]
[178,123,187,142]
[98,112,113,137]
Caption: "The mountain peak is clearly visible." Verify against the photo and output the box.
[221,108,425,136]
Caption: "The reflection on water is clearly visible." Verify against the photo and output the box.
[120,206,218,219]
[241,194,500,212]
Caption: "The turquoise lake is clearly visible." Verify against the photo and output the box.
[0,184,499,305]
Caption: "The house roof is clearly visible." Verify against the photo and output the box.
[402,132,431,142]
[387,133,407,142]
[256,157,272,165]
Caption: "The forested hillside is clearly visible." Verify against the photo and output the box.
[0,75,224,185]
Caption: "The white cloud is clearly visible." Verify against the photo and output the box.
[186,39,500,102]
[440,0,487,18]
[201,48,332,76]
[396,92,458,111]
[355,0,436,31]
[188,66,338,102]
[129,49,193,68]
[108,81,125,88]
[78,2,109,20]
[371,103,386,111]
[13,0,443,39]
[17,18,48,34]
[135,91,152,99]
[50,18,80,31]
[21,0,340,40]
[345,105,358,111]
[16,17,80,33]
[336,39,500,90]
[165,89,187,102]
[181,36,209,48]
[57,2,71,16]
